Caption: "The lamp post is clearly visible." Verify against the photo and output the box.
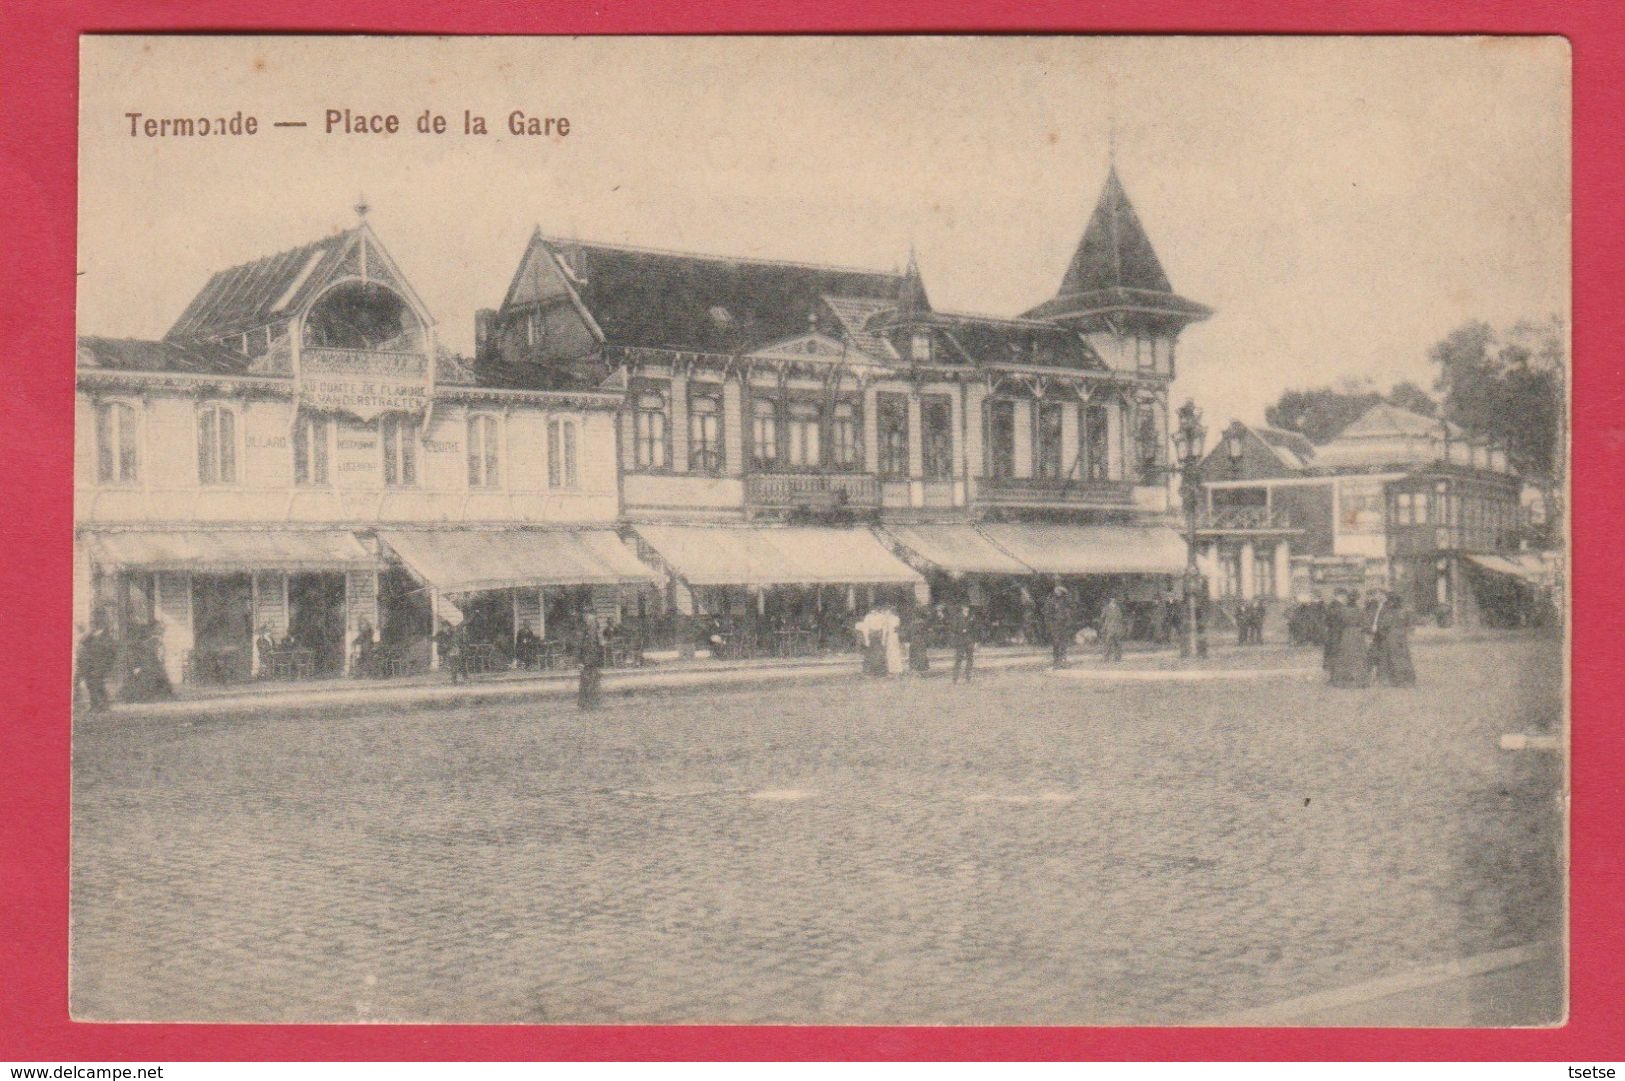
[1171,399,1208,660]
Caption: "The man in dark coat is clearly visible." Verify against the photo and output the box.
[433,619,465,684]
[1328,591,1371,688]
[76,615,116,711]
[949,604,977,684]
[1373,591,1417,687]
[577,615,605,710]
[1042,587,1073,669]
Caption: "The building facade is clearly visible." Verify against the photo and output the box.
[479,166,1204,643]
[75,218,649,687]
[1194,401,1531,625]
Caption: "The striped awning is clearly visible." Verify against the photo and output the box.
[378,528,654,594]
[633,525,923,588]
[976,523,1188,576]
[83,530,374,572]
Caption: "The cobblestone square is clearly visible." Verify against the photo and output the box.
[70,635,1564,1025]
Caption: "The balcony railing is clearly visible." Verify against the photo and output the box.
[1196,506,1294,531]
[746,472,881,508]
[975,475,1135,507]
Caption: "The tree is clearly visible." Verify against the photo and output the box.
[1263,378,1438,445]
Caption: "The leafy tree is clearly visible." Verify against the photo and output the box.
[1386,380,1438,418]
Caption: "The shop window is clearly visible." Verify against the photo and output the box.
[830,400,861,470]
[467,414,501,488]
[548,418,578,488]
[380,414,419,487]
[688,392,723,474]
[751,397,779,468]
[786,400,822,469]
[634,390,669,470]
[95,400,140,484]
[196,403,238,485]
[293,412,331,487]
[1035,401,1064,480]
[878,393,910,478]
[922,395,953,480]
[988,399,1016,480]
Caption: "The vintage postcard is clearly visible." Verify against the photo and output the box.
[71,35,1569,1025]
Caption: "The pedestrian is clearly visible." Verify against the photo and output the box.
[1373,591,1417,687]
[1321,593,1342,673]
[1328,590,1370,688]
[576,615,605,709]
[949,603,976,684]
[904,606,931,675]
[1098,595,1125,663]
[122,619,173,702]
[433,618,465,684]
[1147,596,1166,647]
[1235,598,1250,647]
[1252,597,1268,644]
[514,620,540,669]
[76,614,116,711]
[1043,586,1072,669]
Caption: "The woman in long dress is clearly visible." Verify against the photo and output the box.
[857,608,888,678]
[1374,592,1417,686]
[1328,597,1370,688]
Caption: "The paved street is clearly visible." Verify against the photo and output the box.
[70,633,1564,1025]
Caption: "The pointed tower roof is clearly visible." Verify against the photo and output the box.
[893,247,932,318]
[1023,166,1211,330]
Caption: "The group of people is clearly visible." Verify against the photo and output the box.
[1233,596,1269,645]
[74,615,173,709]
[1040,587,1127,667]
[854,602,980,683]
[1320,588,1417,688]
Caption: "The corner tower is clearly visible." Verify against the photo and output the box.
[1024,165,1211,379]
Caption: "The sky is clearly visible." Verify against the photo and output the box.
[78,36,1569,429]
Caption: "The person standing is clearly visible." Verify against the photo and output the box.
[76,615,116,711]
[577,615,605,709]
[1042,586,1072,669]
[949,603,976,684]
[433,618,465,684]
[1374,591,1417,687]
[1321,593,1343,673]
[1328,591,1371,688]
[1098,595,1126,663]
[904,606,931,675]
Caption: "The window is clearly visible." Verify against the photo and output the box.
[911,331,932,362]
[878,393,910,477]
[467,414,501,488]
[751,397,779,467]
[196,404,238,485]
[988,399,1016,480]
[1137,403,1164,480]
[95,401,139,484]
[548,418,577,488]
[830,400,861,470]
[293,412,331,487]
[380,414,419,487]
[1253,547,1276,599]
[1136,334,1158,369]
[1035,401,1065,480]
[689,391,723,474]
[922,395,953,480]
[1414,490,1430,525]
[1083,404,1110,481]
[786,400,822,469]
[634,390,669,470]
[1219,550,1242,598]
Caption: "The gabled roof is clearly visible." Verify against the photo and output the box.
[77,335,256,375]
[165,231,354,342]
[821,295,900,361]
[1335,401,1463,440]
[936,314,1103,371]
[1256,426,1316,468]
[537,236,903,354]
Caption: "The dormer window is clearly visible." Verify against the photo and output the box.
[911,331,932,362]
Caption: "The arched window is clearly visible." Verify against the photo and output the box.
[830,400,861,470]
[467,414,501,488]
[95,400,139,484]
[548,417,578,488]
[196,403,238,485]
[751,397,779,467]
[786,401,821,468]
[293,411,332,486]
[634,391,669,469]
[380,414,419,487]
[688,392,723,474]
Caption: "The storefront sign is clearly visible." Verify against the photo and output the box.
[298,347,432,422]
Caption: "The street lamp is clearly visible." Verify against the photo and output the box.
[1172,399,1208,660]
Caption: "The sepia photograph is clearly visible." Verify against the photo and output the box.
[70,35,1569,1026]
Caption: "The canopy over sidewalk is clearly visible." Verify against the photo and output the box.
[883,524,1033,576]
[633,525,923,588]
[977,522,1187,577]
[83,530,374,573]
[377,528,653,594]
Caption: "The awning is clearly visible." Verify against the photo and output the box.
[884,524,1033,576]
[1465,553,1552,585]
[378,529,654,594]
[634,525,923,587]
[977,523,1188,576]
[83,530,374,572]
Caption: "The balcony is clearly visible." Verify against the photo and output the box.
[1195,506,1295,532]
[975,475,1134,508]
[747,471,881,509]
